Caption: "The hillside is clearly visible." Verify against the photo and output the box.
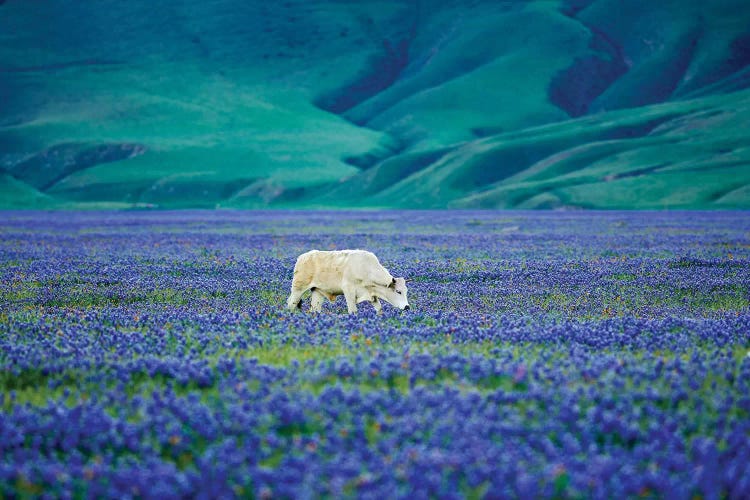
[1,0,749,209]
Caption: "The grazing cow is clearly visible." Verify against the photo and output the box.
[287,249,409,314]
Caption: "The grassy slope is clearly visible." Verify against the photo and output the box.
[456,89,750,209]
[313,89,750,209]
[344,2,579,148]
[0,0,748,209]
[0,174,60,209]
[581,0,750,107]
[0,1,403,207]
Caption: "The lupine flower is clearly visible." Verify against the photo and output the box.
[1,210,748,498]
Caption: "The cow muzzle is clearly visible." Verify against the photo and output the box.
[403,305,410,311]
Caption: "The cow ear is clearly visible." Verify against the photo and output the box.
[390,278,396,288]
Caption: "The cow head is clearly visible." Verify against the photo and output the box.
[380,277,409,311]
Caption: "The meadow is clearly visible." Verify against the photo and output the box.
[1,210,749,498]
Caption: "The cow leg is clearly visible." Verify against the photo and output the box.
[372,297,382,314]
[342,285,358,314]
[310,290,325,313]
[286,287,305,312]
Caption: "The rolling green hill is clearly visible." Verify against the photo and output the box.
[1,0,749,209]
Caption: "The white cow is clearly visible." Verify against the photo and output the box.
[287,249,409,314]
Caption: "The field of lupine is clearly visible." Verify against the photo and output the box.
[1,210,749,498]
